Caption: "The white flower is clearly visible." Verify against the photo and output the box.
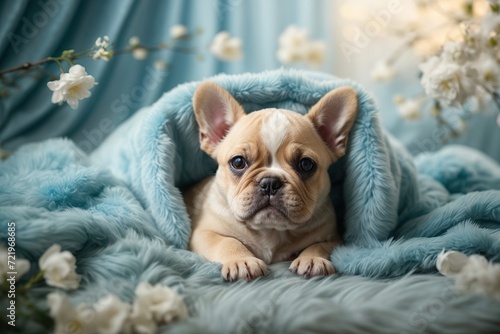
[128,282,188,333]
[279,26,309,48]
[210,32,243,61]
[93,48,113,61]
[94,295,131,334]
[305,41,327,67]
[127,309,156,334]
[93,36,112,61]
[419,55,441,81]
[39,244,81,289]
[135,282,188,323]
[371,61,396,81]
[419,56,476,107]
[0,245,30,283]
[95,36,109,49]
[48,292,96,334]
[397,98,422,120]
[474,53,500,89]
[442,42,468,65]
[277,47,304,64]
[47,65,96,110]
[277,26,326,68]
[277,48,302,64]
[132,48,148,60]
[454,255,500,301]
[482,13,500,37]
[436,250,469,276]
[436,252,500,301]
[170,25,187,39]
[128,36,140,47]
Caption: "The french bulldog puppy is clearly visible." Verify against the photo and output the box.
[183,82,358,282]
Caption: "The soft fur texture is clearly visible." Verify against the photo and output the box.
[1,69,500,332]
[186,82,355,281]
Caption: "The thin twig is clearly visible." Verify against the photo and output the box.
[0,40,197,78]
[0,59,55,76]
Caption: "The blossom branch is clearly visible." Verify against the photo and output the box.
[0,27,245,110]
[0,59,56,77]
[373,0,500,129]
[0,48,94,77]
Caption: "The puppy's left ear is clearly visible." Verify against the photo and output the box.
[307,87,358,158]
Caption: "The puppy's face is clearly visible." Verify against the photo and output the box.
[193,82,357,231]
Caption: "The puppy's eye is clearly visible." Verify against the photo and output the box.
[298,158,316,174]
[229,156,247,171]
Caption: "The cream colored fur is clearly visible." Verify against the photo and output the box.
[184,82,358,282]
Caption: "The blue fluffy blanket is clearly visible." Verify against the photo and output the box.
[92,69,500,276]
[2,69,500,332]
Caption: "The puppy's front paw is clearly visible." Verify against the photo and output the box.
[222,257,268,282]
[289,257,335,278]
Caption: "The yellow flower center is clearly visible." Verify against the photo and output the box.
[440,80,452,92]
[67,319,82,333]
[68,85,82,96]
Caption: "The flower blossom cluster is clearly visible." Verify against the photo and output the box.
[210,31,243,61]
[371,2,500,126]
[1,243,188,334]
[39,244,81,289]
[393,95,422,120]
[416,9,500,128]
[419,39,485,109]
[277,25,326,68]
[49,282,188,334]
[37,244,188,333]
[437,250,500,301]
[170,24,188,39]
[93,36,113,61]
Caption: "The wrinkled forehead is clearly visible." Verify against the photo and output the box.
[221,108,327,162]
[231,108,309,141]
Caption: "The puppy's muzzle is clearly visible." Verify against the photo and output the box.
[259,177,283,196]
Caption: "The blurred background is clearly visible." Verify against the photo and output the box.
[1,0,499,161]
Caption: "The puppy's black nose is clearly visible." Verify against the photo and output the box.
[259,177,283,196]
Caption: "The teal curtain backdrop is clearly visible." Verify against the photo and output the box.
[0,0,333,152]
[1,0,499,161]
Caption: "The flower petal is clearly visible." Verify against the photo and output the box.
[436,250,469,277]
[39,244,62,269]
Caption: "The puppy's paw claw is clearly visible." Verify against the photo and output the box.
[289,257,335,278]
[222,257,268,282]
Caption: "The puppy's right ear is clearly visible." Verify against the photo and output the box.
[193,82,246,157]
